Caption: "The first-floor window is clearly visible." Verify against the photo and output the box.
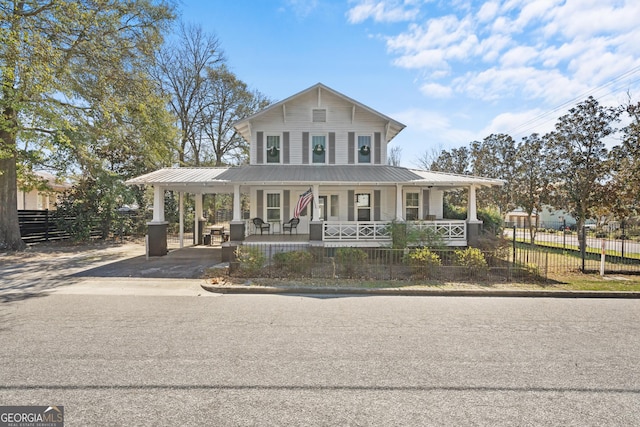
[405,193,419,220]
[266,193,281,221]
[330,195,339,217]
[356,193,370,221]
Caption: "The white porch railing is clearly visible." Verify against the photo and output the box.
[323,221,392,241]
[407,220,467,243]
[323,220,467,245]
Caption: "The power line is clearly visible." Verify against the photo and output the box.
[506,64,640,137]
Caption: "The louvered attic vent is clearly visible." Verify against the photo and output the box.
[312,109,326,122]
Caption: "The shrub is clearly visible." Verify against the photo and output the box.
[403,247,442,278]
[234,246,265,276]
[272,250,314,275]
[453,247,488,275]
[335,247,367,278]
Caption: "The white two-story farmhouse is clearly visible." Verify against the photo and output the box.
[128,83,503,256]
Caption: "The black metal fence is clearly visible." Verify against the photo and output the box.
[505,222,640,275]
[229,243,540,283]
[228,221,640,282]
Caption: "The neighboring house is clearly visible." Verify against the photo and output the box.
[127,83,504,256]
[17,171,71,211]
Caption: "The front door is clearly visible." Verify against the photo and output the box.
[318,196,328,220]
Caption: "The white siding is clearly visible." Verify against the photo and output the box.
[250,89,389,166]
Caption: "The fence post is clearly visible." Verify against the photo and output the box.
[44,209,49,242]
[621,221,625,260]
[581,226,586,273]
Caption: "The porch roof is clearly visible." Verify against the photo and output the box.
[126,165,504,188]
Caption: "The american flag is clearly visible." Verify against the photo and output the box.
[293,188,313,218]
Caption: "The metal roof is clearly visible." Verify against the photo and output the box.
[125,168,230,185]
[126,165,504,188]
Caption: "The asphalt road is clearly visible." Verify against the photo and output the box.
[1,291,639,426]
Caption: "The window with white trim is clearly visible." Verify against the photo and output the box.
[266,135,280,164]
[356,193,370,221]
[266,192,281,221]
[405,192,419,221]
[311,135,326,164]
[357,135,371,163]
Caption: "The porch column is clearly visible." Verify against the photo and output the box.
[228,184,246,248]
[152,186,165,223]
[147,185,168,256]
[309,184,323,241]
[233,184,241,221]
[194,193,204,245]
[312,184,320,221]
[467,185,479,222]
[467,185,482,246]
[179,192,184,248]
[395,184,404,221]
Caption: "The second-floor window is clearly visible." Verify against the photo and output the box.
[312,135,326,164]
[266,135,280,164]
[358,135,371,163]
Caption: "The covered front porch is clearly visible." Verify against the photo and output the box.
[126,166,504,256]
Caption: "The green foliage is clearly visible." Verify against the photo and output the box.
[388,220,446,249]
[478,208,503,234]
[453,247,488,271]
[234,246,266,276]
[272,250,314,274]
[54,172,137,241]
[403,248,442,278]
[335,247,368,278]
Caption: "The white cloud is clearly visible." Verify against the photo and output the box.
[368,0,640,105]
[346,0,421,24]
[283,0,318,18]
[420,82,452,98]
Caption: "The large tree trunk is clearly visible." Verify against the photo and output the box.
[0,140,25,251]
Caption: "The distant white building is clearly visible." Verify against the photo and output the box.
[17,171,71,210]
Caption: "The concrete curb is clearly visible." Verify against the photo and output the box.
[201,284,640,299]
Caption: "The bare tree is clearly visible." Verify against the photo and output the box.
[201,65,271,166]
[387,145,402,166]
[153,23,224,166]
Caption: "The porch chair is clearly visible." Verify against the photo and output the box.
[252,217,271,235]
[282,217,300,234]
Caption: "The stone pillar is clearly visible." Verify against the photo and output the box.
[309,221,323,241]
[147,222,168,256]
[148,185,168,256]
[229,221,245,241]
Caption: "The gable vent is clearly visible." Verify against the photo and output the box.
[312,109,327,122]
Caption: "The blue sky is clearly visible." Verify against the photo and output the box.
[179,0,640,167]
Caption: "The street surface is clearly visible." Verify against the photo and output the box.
[1,290,639,426]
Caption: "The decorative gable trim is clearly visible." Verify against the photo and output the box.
[312,109,326,122]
